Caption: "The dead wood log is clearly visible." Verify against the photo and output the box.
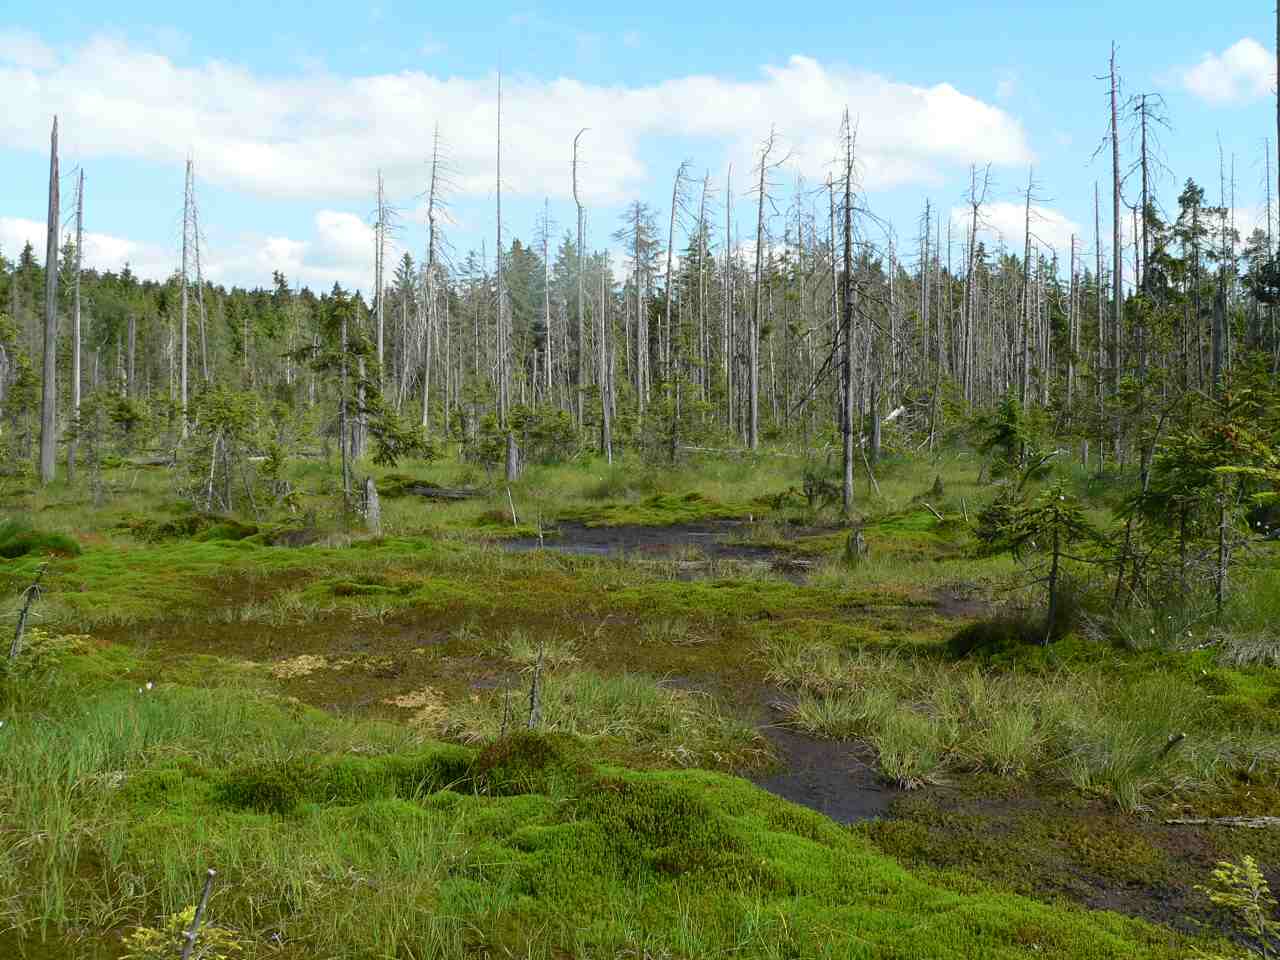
[1164,817,1280,828]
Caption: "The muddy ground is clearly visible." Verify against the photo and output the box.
[93,521,1278,943]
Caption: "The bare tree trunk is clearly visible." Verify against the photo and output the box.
[599,260,612,462]
[698,173,709,403]
[1020,167,1033,407]
[840,111,856,517]
[38,116,59,485]
[68,169,83,482]
[422,126,442,429]
[1067,234,1077,417]
[190,164,209,385]
[664,162,689,396]
[180,157,191,439]
[1109,45,1123,449]
[573,129,588,428]
[723,165,733,433]
[496,75,508,425]
[375,170,386,381]
[751,133,775,451]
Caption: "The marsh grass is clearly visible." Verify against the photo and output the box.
[446,670,767,770]
[499,629,580,670]
[765,638,1263,808]
[638,617,707,646]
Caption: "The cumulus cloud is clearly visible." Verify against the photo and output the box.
[1181,38,1273,105]
[0,36,1031,205]
[0,29,57,70]
[0,210,393,292]
[951,202,1082,257]
[0,216,174,279]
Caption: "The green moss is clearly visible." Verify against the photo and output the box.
[217,746,475,813]
[471,731,589,797]
[0,518,81,558]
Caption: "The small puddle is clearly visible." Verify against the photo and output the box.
[752,723,895,823]
[665,679,896,824]
[503,522,814,580]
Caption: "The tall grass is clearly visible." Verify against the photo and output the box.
[764,639,1262,807]
[446,670,767,770]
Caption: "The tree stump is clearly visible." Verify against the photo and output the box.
[844,527,868,566]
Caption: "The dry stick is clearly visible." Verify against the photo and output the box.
[961,498,969,524]
[10,563,48,661]
[180,868,217,960]
[526,640,544,730]
[505,487,519,527]
[922,502,945,522]
[1164,817,1280,829]
[858,443,881,497]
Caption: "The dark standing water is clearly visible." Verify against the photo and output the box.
[503,521,816,580]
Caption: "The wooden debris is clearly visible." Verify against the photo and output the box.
[1164,817,1280,829]
[396,484,479,501]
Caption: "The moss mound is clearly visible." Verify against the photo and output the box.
[0,518,80,559]
[471,730,589,796]
[217,747,474,813]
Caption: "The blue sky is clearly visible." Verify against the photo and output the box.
[0,2,1276,292]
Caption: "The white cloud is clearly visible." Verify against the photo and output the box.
[950,202,1082,257]
[0,216,173,279]
[0,37,1032,205]
[1181,38,1273,105]
[0,210,394,292]
[0,29,57,70]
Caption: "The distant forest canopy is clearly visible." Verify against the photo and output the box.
[4,77,1280,492]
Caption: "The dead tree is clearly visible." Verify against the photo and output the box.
[599,257,613,462]
[573,128,589,427]
[723,165,734,432]
[750,129,787,450]
[38,116,59,485]
[962,164,991,404]
[374,170,386,383]
[663,161,692,460]
[840,110,857,517]
[68,169,83,482]
[1109,45,1123,416]
[179,157,192,439]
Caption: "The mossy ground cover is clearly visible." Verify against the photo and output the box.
[1,448,1277,957]
[0,643,1196,959]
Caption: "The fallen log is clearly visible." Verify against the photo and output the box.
[1164,817,1280,829]
[397,483,480,502]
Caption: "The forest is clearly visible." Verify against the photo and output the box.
[1,35,1279,960]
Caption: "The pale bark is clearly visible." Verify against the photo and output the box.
[38,116,59,485]
[68,169,83,481]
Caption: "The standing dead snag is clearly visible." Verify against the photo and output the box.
[839,111,857,517]
[526,640,544,730]
[573,128,588,427]
[68,169,84,482]
[38,116,59,485]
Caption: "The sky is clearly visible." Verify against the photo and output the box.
[0,2,1276,294]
